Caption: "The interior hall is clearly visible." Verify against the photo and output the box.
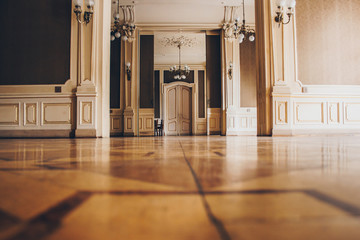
[0,0,360,239]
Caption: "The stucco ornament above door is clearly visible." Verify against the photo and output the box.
[154,32,205,65]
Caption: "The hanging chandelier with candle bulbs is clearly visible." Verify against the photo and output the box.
[223,0,255,44]
[163,36,195,80]
[111,1,136,42]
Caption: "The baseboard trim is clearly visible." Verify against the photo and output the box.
[226,130,257,136]
[0,130,74,138]
[273,128,360,136]
[75,129,97,138]
[123,132,135,137]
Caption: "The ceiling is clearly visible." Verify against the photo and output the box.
[115,0,255,27]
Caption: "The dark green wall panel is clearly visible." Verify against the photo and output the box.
[0,0,71,85]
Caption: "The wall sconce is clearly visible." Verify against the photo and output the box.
[73,0,95,25]
[228,62,233,80]
[111,3,136,42]
[126,62,131,81]
[274,0,296,26]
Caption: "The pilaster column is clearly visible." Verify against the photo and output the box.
[221,33,242,136]
[262,0,303,135]
[92,0,111,138]
[123,32,138,137]
[75,2,98,137]
[255,0,274,136]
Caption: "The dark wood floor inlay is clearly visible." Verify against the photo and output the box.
[0,210,20,231]
[7,191,92,240]
[179,141,232,240]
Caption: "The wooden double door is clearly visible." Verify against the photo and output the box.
[164,84,192,136]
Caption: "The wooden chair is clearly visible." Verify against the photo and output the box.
[154,119,164,136]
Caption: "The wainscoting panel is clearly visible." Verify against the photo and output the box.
[226,107,257,136]
[43,103,72,125]
[139,108,154,136]
[0,95,75,136]
[110,109,123,136]
[344,103,360,123]
[25,103,37,126]
[294,102,324,124]
[195,118,207,135]
[273,86,360,135]
[0,103,20,126]
[208,108,221,135]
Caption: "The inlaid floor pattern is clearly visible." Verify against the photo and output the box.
[1,136,360,240]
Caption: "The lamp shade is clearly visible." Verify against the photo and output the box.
[73,0,83,7]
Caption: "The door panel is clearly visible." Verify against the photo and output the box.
[165,85,192,136]
[180,86,192,135]
[166,86,177,136]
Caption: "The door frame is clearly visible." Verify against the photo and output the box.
[163,81,196,135]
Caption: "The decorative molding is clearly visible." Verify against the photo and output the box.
[226,107,257,135]
[124,108,135,136]
[302,85,360,95]
[110,109,124,135]
[0,104,19,125]
[25,103,37,125]
[344,103,360,123]
[81,102,93,124]
[276,101,288,125]
[294,102,324,124]
[139,108,154,136]
[328,103,340,124]
[137,23,223,31]
[43,103,72,125]
[273,93,360,136]
[208,110,221,135]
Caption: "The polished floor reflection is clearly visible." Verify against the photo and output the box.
[0,136,360,240]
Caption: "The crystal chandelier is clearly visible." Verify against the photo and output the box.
[164,36,193,80]
[170,42,190,80]
[223,0,255,44]
[111,1,136,42]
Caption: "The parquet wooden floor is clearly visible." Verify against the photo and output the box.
[0,136,360,240]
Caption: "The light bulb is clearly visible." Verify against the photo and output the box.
[181,75,186,79]
[239,38,243,44]
[85,0,95,7]
[122,36,128,41]
[115,32,121,38]
[111,35,115,41]
[277,0,286,7]
[249,35,255,42]
[287,0,296,8]
[113,13,120,19]
[239,33,245,39]
[73,0,83,7]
